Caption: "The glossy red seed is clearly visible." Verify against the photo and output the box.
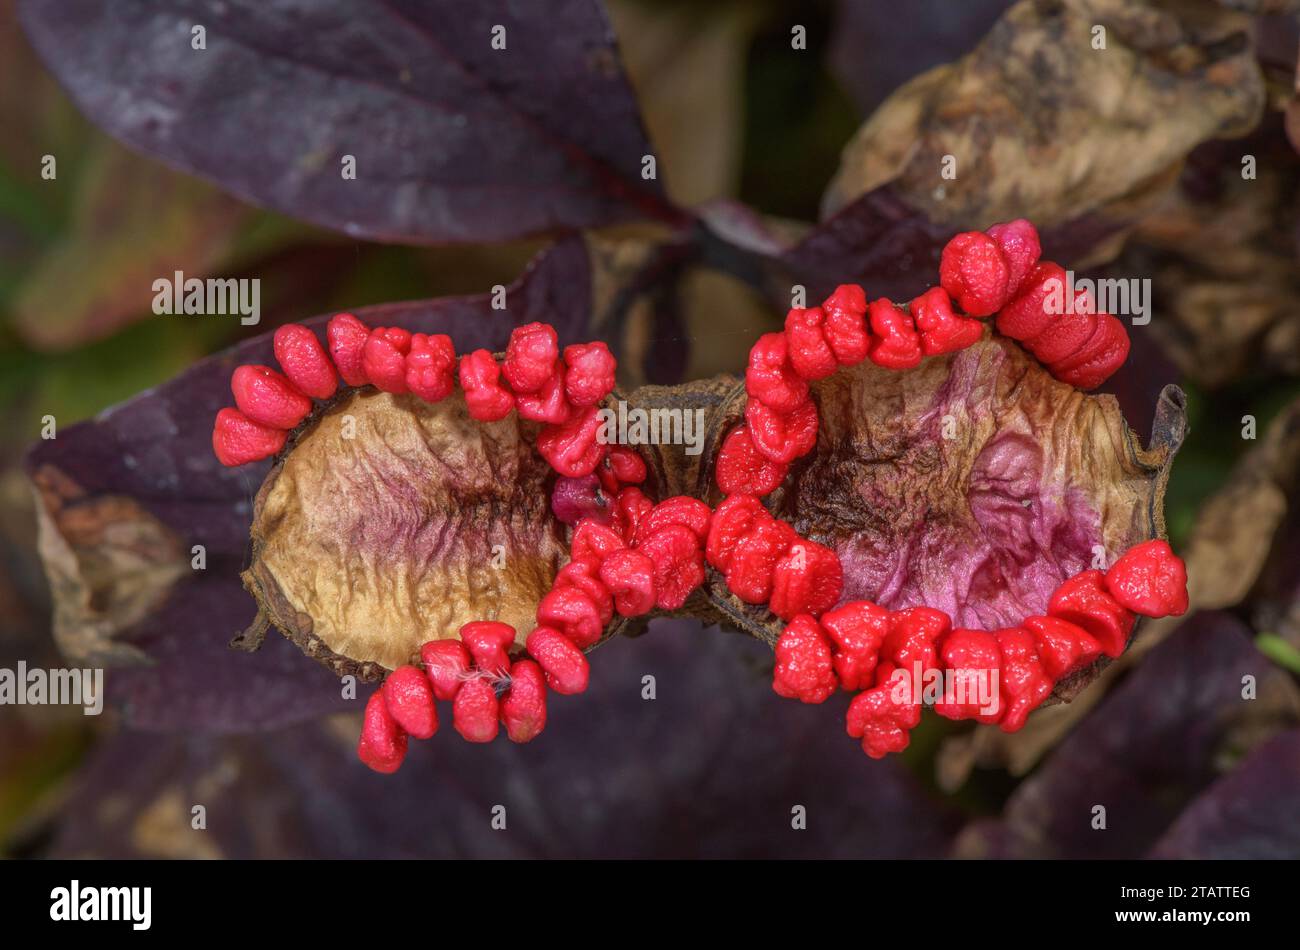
[503,321,559,393]
[420,639,472,701]
[772,614,838,704]
[598,549,657,616]
[637,524,705,610]
[500,658,548,743]
[874,606,951,686]
[985,219,1041,296]
[537,404,603,476]
[231,364,313,429]
[1050,313,1130,389]
[1022,615,1102,680]
[212,407,288,466]
[744,398,818,464]
[705,493,766,571]
[327,312,372,387]
[1048,569,1134,658]
[606,446,647,485]
[745,332,809,413]
[932,628,1003,724]
[845,684,921,759]
[563,341,617,407]
[994,261,1067,342]
[381,327,412,354]
[405,333,456,402]
[458,349,515,422]
[995,627,1054,733]
[635,496,713,546]
[1104,539,1189,618]
[613,486,654,545]
[769,538,843,621]
[274,324,338,399]
[1025,299,1096,365]
[939,231,1010,317]
[524,626,590,695]
[382,664,438,739]
[537,585,604,649]
[821,284,870,365]
[715,425,789,496]
[784,307,839,380]
[358,689,407,773]
[554,558,614,625]
[452,678,500,743]
[516,366,571,424]
[866,298,922,370]
[570,518,626,563]
[910,286,983,355]
[458,620,516,677]
[820,600,890,690]
[362,330,409,394]
[724,515,797,604]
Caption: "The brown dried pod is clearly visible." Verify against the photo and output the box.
[240,334,1183,705]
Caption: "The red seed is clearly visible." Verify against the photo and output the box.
[932,628,1003,724]
[772,614,838,704]
[380,327,412,354]
[452,678,500,743]
[745,332,809,413]
[500,658,548,743]
[1050,313,1130,390]
[939,230,1010,317]
[458,349,515,422]
[458,620,516,677]
[563,341,617,407]
[724,515,797,604]
[525,626,590,695]
[985,219,1041,297]
[875,606,950,686]
[995,627,1053,733]
[705,493,766,572]
[327,312,371,387]
[910,287,983,356]
[769,538,843,620]
[784,307,839,380]
[1048,569,1134,658]
[820,600,891,690]
[821,284,871,366]
[405,333,456,403]
[554,558,614,625]
[1022,615,1102,680]
[715,425,789,496]
[358,689,407,773]
[1025,299,1096,365]
[420,638,472,701]
[636,524,706,610]
[382,664,438,739]
[598,549,657,616]
[744,398,818,464]
[635,496,713,546]
[607,446,647,485]
[570,518,627,563]
[273,324,338,399]
[1104,539,1188,618]
[845,683,921,759]
[866,298,922,370]
[536,405,603,476]
[994,261,1066,342]
[613,486,654,545]
[362,329,409,394]
[212,407,288,466]
[515,367,571,424]
[503,321,559,394]
[537,585,604,649]
[231,364,313,429]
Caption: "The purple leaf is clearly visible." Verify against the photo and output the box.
[1148,729,1300,859]
[48,620,960,858]
[24,238,592,732]
[19,0,678,242]
[954,612,1300,859]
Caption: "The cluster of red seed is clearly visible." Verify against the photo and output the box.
[768,539,1187,758]
[213,221,1175,774]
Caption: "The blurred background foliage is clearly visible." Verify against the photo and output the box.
[3,0,1300,858]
